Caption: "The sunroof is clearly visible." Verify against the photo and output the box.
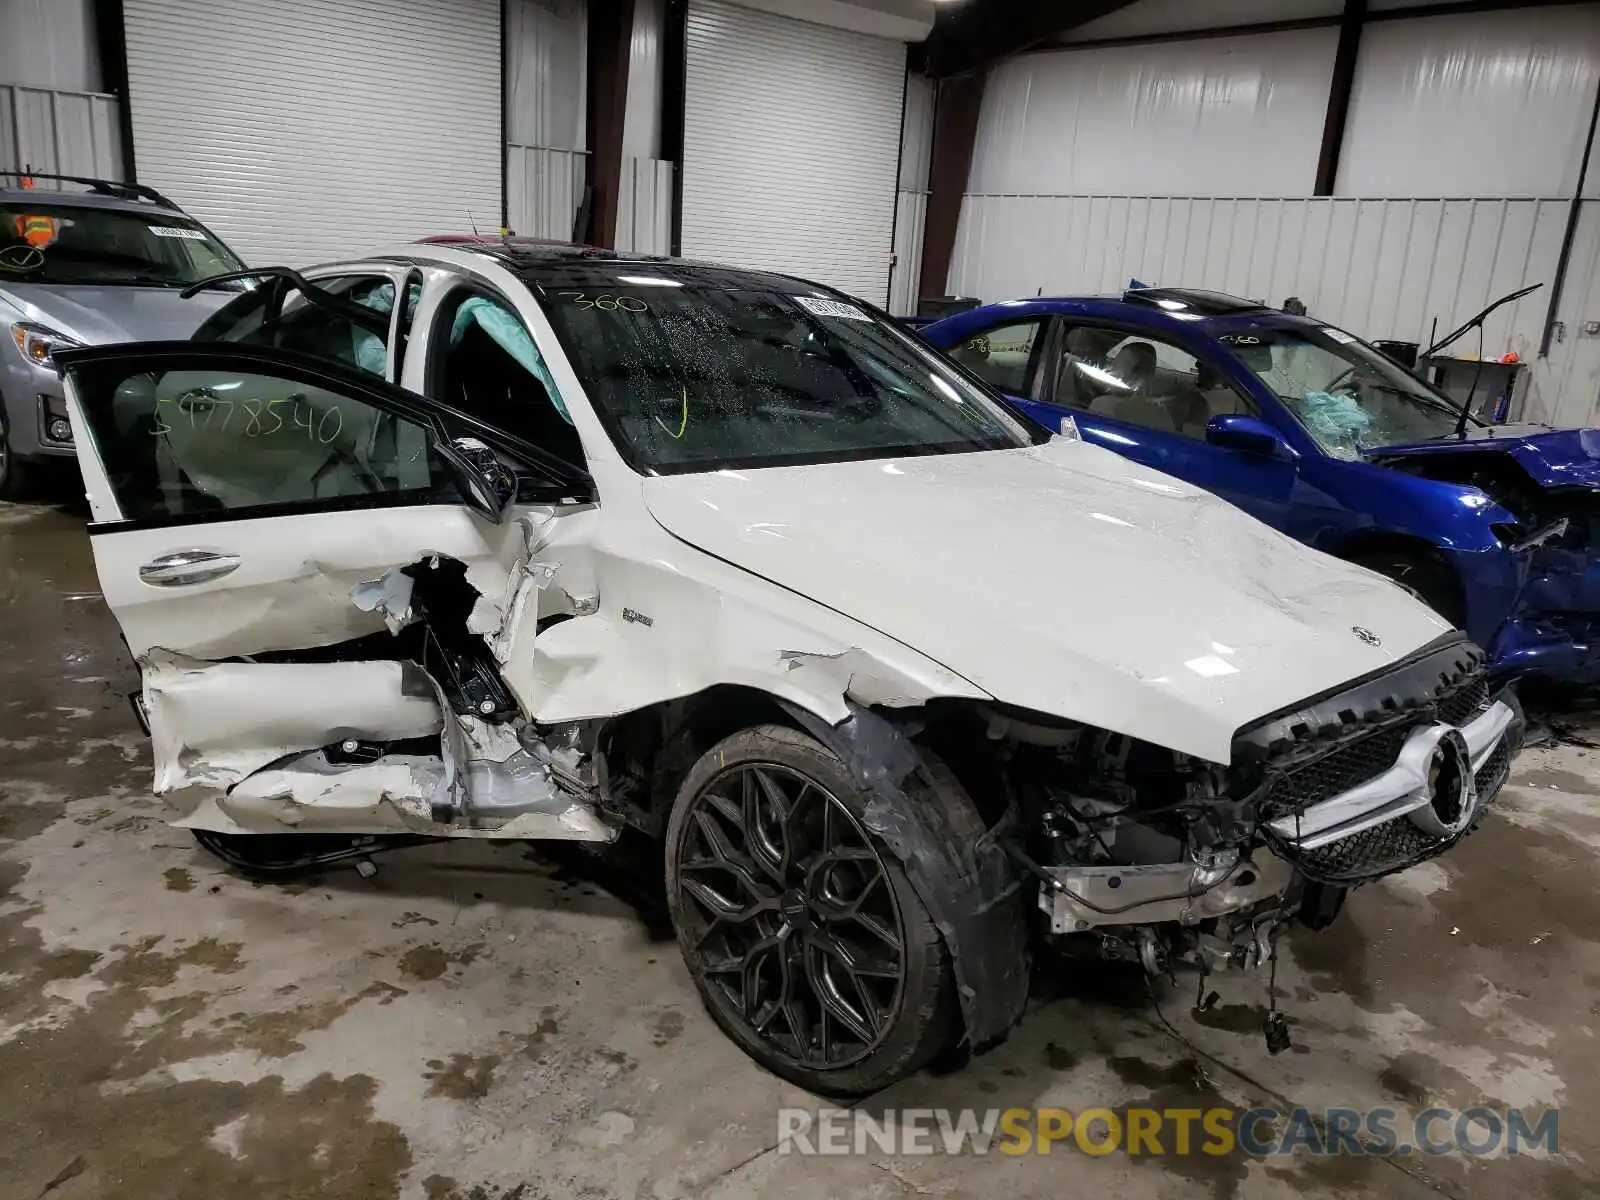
[1123,287,1268,315]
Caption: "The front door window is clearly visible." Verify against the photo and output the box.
[1053,326,1253,437]
[71,356,441,521]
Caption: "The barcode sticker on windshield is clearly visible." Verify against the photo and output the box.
[150,226,207,240]
[1322,326,1356,344]
[797,296,872,322]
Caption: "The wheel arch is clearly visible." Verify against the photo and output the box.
[600,688,1031,1056]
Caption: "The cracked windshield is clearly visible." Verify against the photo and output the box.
[1,202,243,286]
[1221,327,1467,458]
[537,275,1038,473]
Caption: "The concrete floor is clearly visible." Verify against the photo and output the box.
[2,489,1598,1200]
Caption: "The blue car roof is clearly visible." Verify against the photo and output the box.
[927,294,1331,339]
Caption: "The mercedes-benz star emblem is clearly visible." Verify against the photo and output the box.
[1410,728,1481,838]
[1352,626,1381,647]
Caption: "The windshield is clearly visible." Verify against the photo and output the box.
[536,279,1039,473]
[1220,326,1468,458]
[0,202,244,286]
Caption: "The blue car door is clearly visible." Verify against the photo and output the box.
[1025,319,1299,529]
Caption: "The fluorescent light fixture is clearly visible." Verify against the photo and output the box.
[617,275,683,287]
[1157,299,1187,311]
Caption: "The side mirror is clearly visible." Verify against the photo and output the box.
[438,436,517,523]
[1206,414,1298,462]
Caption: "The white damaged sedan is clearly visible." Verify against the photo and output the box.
[59,240,1522,1096]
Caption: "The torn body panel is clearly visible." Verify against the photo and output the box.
[94,505,525,659]
[490,495,988,729]
[145,652,443,795]
[145,637,614,841]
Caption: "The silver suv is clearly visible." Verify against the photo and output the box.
[0,173,244,496]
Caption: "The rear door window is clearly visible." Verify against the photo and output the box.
[945,319,1046,396]
[200,274,402,380]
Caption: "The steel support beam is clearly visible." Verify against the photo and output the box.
[1314,0,1365,196]
[917,70,987,306]
[585,0,636,249]
[91,0,136,182]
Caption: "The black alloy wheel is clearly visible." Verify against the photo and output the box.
[666,725,956,1096]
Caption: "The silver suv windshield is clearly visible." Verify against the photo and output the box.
[536,278,1040,474]
[1221,326,1468,458]
[0,202,244,286]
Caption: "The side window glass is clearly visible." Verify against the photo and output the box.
[214,275,397,379]
[80,365,441,521]
[1055,326,1252,439]
[947,320,1043,395]
[434,291,584,466]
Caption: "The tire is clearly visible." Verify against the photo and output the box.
[665,723,958,1097]
[1351,550,1464,628]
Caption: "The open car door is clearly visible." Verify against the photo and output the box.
[60,341,611,866]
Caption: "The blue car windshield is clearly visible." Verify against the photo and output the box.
[536,282,1039,474]
[1221,327,1466,459]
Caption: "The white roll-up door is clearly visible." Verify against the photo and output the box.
[682,0,905,304]
[123,0,502,266]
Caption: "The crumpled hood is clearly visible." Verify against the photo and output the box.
[641,438,1453,763]
[1368,425,1600,491]
[0,282,231,345]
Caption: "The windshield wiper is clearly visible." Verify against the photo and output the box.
[1420,283,1544,439]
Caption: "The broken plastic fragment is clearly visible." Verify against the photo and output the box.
[350,569,417,634]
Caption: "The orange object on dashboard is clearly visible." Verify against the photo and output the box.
[13,213,59,248]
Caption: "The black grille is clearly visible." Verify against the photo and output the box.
[1266,724,1411,816]
[1296,819,1444,883]
[1281,732,1512,885]
[1261,675,1494,820]
[1474,739,1512,795]
[1437,678,1491,728]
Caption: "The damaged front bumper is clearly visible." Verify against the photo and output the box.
[1267,697,1515,852]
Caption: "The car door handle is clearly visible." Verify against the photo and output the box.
[137,550,241,587]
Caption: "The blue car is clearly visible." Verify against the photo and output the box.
[922,287,1600,684]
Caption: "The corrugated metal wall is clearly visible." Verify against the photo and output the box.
[681,0,905,302]
[0,0,102,91]
[888,71,932,315]
[951,4,1600,423]
[1541,205,1600,428]
[621,0,661,160]
[507,146,587,240]
[0,85,122,182]
[615,155,673,253]
[969,27,1339,197]
[506,0,588,241]
[123,0,502,265]
[1336,6,1600,197]
[949,193,1598,423]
